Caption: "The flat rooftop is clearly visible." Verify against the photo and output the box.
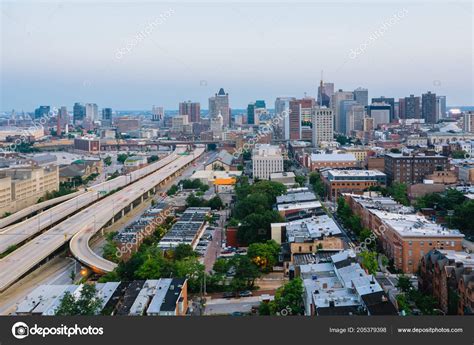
[277,200,322,212]
[310,153,357,162]
[370,209,464,238]
[327,169,386,178]
[286,215,341,242]
[276,191,317,205]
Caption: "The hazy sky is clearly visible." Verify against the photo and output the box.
[1,1,473,111]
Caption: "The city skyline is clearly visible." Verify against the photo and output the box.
[1,2,473,110]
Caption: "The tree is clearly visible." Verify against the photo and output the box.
[359,251,378,275]
[451,150,466,159]
[359,228,376,250]
[172,244,196,261]
[309,172,325,198]
[294,175,306,187]
[387,183,409,206]
[237,210,284,244]
[451,200,474,237]
[173,257,205,292]
[396,275,412,293]
[147,155,159,163]
[247,240,280,272]
[208,196,224,210]
[232,255,261,290]
[167,184,179,196]
[262,278,304,315]
[213,258,231,274]
[117,153,128,164]
[103,156,112,166]
[55,284,103,315]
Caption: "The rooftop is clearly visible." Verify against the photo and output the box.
[276,191,317,205]
[370,209,464,238]
[285,215,341,242]
[310,153,357,162]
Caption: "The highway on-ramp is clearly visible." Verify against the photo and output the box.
[0,149,181,254]
[69,147,204,273]
[0,147,203,292]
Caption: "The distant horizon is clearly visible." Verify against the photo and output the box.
[1,2,473,110]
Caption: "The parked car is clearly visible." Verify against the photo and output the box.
[223,292,236,299]
[239,290,252,297]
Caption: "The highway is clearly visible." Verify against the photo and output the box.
[0,147,204,292]
[0,190,85,230]
[0,149,182,254]
[69,147,205,273]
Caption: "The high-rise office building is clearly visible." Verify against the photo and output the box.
[367,103,391,128]
[152,106,164,122]
[289,98,315,141]
[312,107,334,146]
[34,106,50,119]
[332,90,354,133]
[372,96,395,121]
[179,101,200,123]
[353,87,369,107]
[58,106,69,127]
[347,104,365,133]
[85,103,99,122]
[102,108,113,126]
[463,112,474,133]
[398,98,406,119]
[436,95,447,121]
[247,103,256,125]
[317,82,334,107]
[73,103,86,124]
[209,88,230,127]
[275,97,295,141]
[340,100,359,135]
[422,91,437,124]
[404,95,421,119]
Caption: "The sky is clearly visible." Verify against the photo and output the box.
[1,0,473,111]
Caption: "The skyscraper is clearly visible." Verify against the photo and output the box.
[353,87,369,107]
[422,91,437,124]
[347,104,365,133]
[332,90,354,133]
[275,97,295,140]
[34,106,50,119]
[179,101,200,123]
[436,95,447,121]
[463,112,474,133]
[102,108,113,126]
[152,106,164,122]
[340,100,359,135]
[317,82,334,107]
[209,88,230,127]
[247,103,256,125]
[367,103,391,128]
[289,98,315,141]
[372,96,395,121]
[404,95,421,119]
[312,107,334,146]
[85,103,99,122]
[73,103,86,124]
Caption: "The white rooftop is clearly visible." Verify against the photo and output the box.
[277,200,322,212]
[286,215,341,242]
[311,153,357,162]
[371,209,464,238]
